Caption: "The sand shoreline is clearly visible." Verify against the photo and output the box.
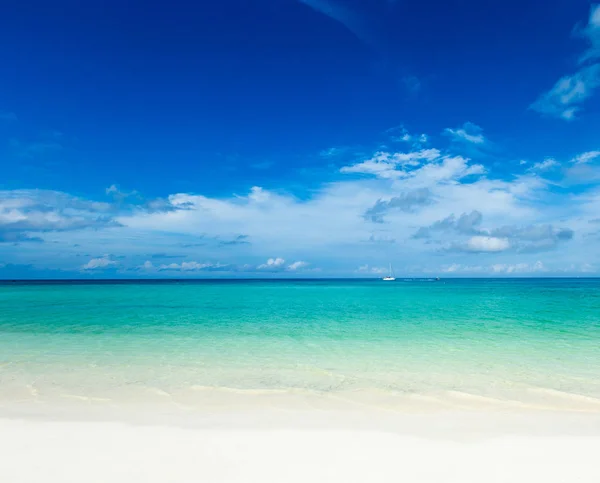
[2,411,600,483]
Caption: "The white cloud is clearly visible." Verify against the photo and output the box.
[578,4,600,64]
[442,263,485,273]
[319,147,346,158]
[287,261,308,271]
[82,256,117,270]
[4,124,600,276]
[258,257,286,269]
[159,261,227,271]
[441,261,546,275]
[531,6,600,122]
[247,186,271,203]
[444,122,485,144]
[530,158,560,171]
[340,149,441,179]
[571,151,600,164]
[491,261,546,274]
[443,263,461,273]
[0,190,117,242]
[386,127,427,146]
[531,65,600,120]
[464,236,511,253]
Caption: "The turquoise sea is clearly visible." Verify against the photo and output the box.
[1,279,599,411]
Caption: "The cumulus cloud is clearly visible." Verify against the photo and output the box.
[2,123,598,276]
[82,256,117,270]
[415,209,573,254]
[460,236,511,253]
[444,122,485,144]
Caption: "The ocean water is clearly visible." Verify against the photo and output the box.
[1,279,599,412]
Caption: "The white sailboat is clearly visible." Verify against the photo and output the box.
[382,263,396,281]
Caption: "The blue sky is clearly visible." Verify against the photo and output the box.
[1,0,600,278]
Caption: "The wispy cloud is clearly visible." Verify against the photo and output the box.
[444,122,486,144]
[287,260,309,271]
[491,261,546,274]
[531,6,600,120]
[530,158,560,171]
[157,261,229,272]
[530,65,600,120]
[257,257,286,270]
[443,261,547,275]
[296,0,379,49]
[571,151,600,164]
[340,148,442,178]
[319,146,349,158]
[576,4,600,64]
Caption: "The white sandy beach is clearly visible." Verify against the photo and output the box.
[2,407,600,483]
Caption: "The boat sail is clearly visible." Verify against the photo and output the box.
[382,263,395,281]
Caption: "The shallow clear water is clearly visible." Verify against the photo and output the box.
[1,279,599,411]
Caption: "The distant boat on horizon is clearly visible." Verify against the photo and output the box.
[382,263,396,281]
